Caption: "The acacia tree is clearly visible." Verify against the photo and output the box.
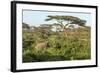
[45,15,86,37]
[52,23,62,32]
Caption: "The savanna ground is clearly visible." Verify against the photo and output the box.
[22,15,91,63]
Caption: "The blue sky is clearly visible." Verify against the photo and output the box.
[23,10,91,27]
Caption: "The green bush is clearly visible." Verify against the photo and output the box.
[22,27,91,62]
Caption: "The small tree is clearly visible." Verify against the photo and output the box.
[39,24,53,37]
[32,24,52,39]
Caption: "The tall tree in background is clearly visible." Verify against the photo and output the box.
[45,15,86,37]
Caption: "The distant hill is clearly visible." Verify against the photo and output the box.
[22,23,30,29]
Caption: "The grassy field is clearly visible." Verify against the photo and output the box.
[22,25,91,63]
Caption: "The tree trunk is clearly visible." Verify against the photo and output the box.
[63,28,67,37]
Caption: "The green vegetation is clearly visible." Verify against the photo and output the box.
[22,15,91,63]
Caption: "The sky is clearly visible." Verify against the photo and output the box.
[23,10,91,27]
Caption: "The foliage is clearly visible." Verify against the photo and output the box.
[45,15,86,27]
[22,23,30,29]
[22,15,91,63]
[23,26,91,62]
[45,15,86,37]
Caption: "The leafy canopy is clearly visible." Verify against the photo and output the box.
[45,15,86,26]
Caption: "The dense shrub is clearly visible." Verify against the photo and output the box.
[22,27,91,62]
